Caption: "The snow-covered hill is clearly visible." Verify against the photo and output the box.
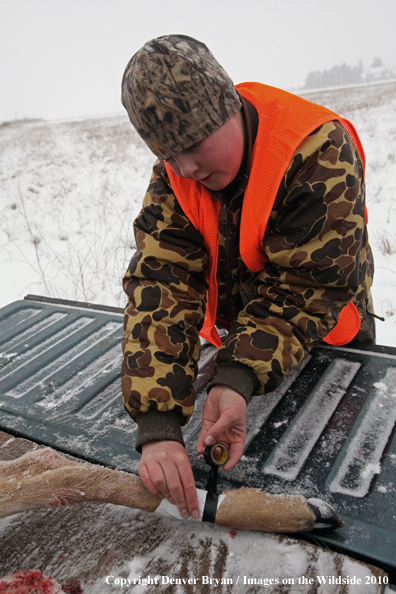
[1,80,395,346]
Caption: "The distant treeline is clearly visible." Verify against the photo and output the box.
[304,62,364,89]
[303,58,395,90]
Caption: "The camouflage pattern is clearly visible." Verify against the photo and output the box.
[122,120,374,446]
[121,35,241,160]
[354,292,376,344]
[214,121,373,392]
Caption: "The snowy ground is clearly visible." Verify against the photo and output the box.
[0,79,395,348]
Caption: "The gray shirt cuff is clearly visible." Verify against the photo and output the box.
[134,410,185,453]
[207,362,259,403]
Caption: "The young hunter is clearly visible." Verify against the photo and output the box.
[120,35,375,520]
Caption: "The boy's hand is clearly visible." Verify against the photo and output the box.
[139,440,200,520]
[197,385,247,470]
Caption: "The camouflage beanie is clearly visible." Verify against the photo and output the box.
[121,34,241,160]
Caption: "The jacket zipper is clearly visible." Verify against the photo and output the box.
[221,202,233,326]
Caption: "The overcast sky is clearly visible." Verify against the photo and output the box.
[1,0,395,123]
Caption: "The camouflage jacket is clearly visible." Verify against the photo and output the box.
[121,114,374,451]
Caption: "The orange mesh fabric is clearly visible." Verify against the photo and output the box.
[165,83,365,347]
[164,164,222,346]
[324,302,361,346]
[236,83,366,272]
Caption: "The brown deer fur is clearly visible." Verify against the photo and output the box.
[0,447,339,533]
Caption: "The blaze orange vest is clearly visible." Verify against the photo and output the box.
[164,83,366,348]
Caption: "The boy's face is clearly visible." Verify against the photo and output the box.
[165,110,244,191]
